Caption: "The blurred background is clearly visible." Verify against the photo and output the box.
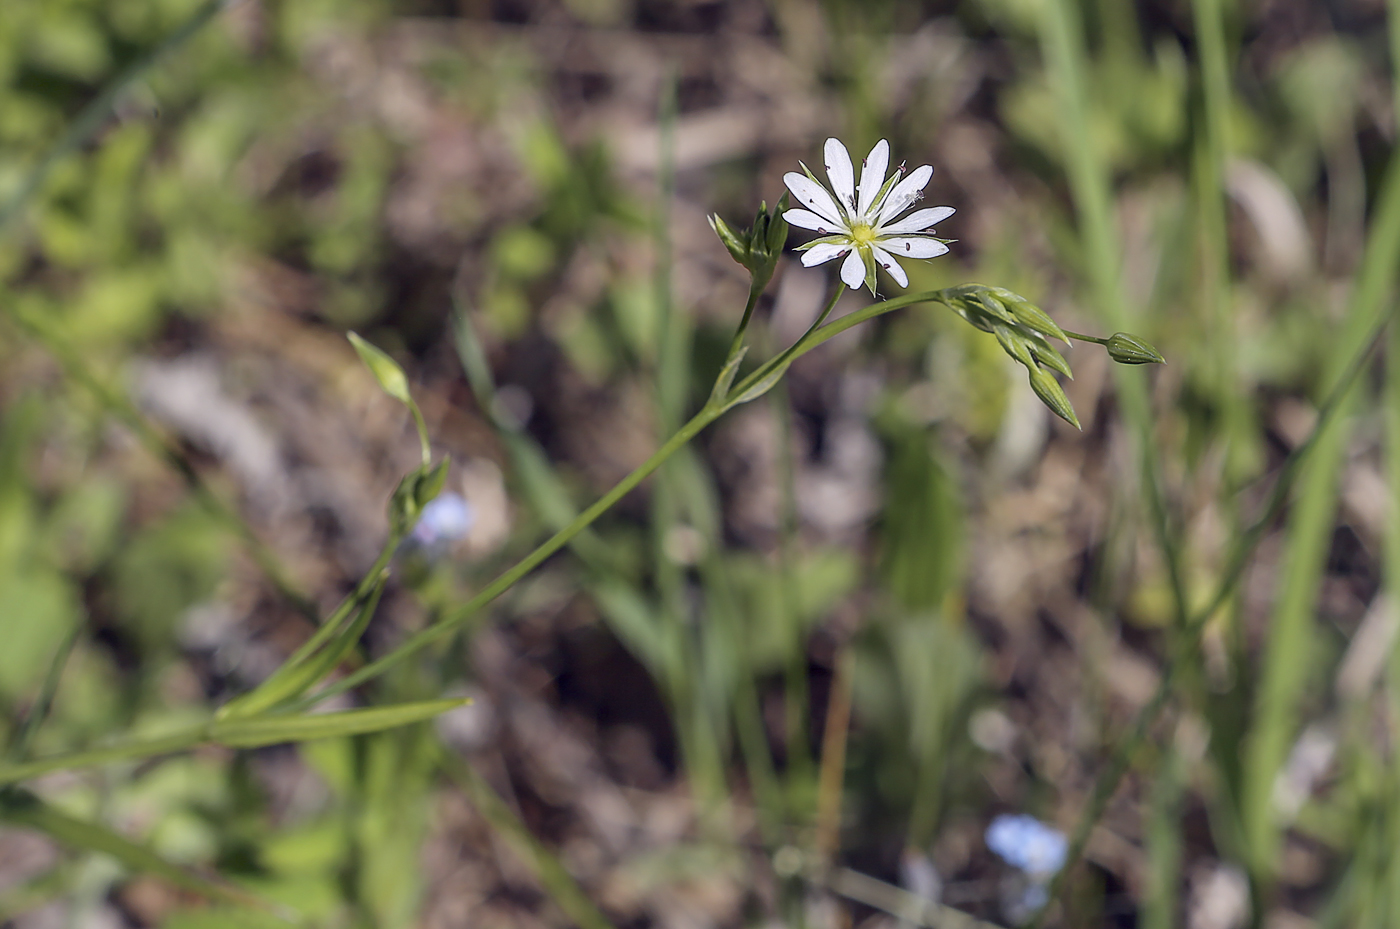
[3,0,1400,926]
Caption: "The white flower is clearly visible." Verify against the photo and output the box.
[782,138,953,293]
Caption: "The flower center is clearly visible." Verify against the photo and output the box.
[848,222,877,248]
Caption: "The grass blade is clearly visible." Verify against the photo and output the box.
[208,699,467,747]
[0,789,285,917]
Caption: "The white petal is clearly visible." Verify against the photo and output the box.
[823,138,856,215]
[856,140,890,218]
[783,208,846,234]
[783,172,844,225]
[800,243,850,267]
[876,164,934,224]
[840,247,866,288]
[877,236,950,259]
[871,246,908,288]
[876,205,955,236]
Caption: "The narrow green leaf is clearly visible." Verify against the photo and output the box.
[208,699,467,748]
[0,789,283,915]
[591,581,670,675]
[220,571,387,719]
[441,754,619,929]
[724,359,791,409]
[451,299,499,413]
[347,332,411,405]
[708,345,749,406]
[0,730,206,786]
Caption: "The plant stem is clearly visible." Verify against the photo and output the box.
[773,376,813,783]
[7,621,83,762]
[1029,308,1393,924]
[826,867,1006,929]
[725,280,766,362]
[314,403,724,700]
[440,753,619,929]
[814,648,854,863]
[306,287,950,702]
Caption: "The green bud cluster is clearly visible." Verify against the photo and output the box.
[938,284,1082,429]
[389,456,452,537]
[709,193,790,292]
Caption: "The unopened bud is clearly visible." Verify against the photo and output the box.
[709,214,748,266]
[992,288,1069,345]
[1027,367,1081,430]
[993,326,1035,369]
[1105,332,1165,365]
[1030,340,1073,378]
[766,193,791,256]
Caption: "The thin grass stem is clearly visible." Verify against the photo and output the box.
[814,648,854,863]
[439,753,619,929]
[5,621,84,762]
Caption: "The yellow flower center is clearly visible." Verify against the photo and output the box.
[848,222,876,248]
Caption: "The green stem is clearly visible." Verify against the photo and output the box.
[440,752,618,929]
[724,279,766,362]
[0,730,208,786]
[1031,307,1393,921]
[306,404,724,702]
[7,620,83,762]
[772,376,813,784]
[409,402,432,468]
[302,285,937,704]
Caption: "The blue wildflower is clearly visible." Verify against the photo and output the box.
[985,814,1067,878]
[411,492,475,546]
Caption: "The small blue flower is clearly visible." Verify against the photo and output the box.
[986,814,1067,878]
[411,492,475,546]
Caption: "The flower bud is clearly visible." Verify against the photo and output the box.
[765,193,791,257]
[1105,332,1165,365]
[708,214,748,266]
[1029,340,1073,379]
[992,325,1035,369]
[1027,367,1081,430]
[992,288,1069,345]
[710,196,790,291]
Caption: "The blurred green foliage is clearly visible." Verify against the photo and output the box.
[5,0,1400,925]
